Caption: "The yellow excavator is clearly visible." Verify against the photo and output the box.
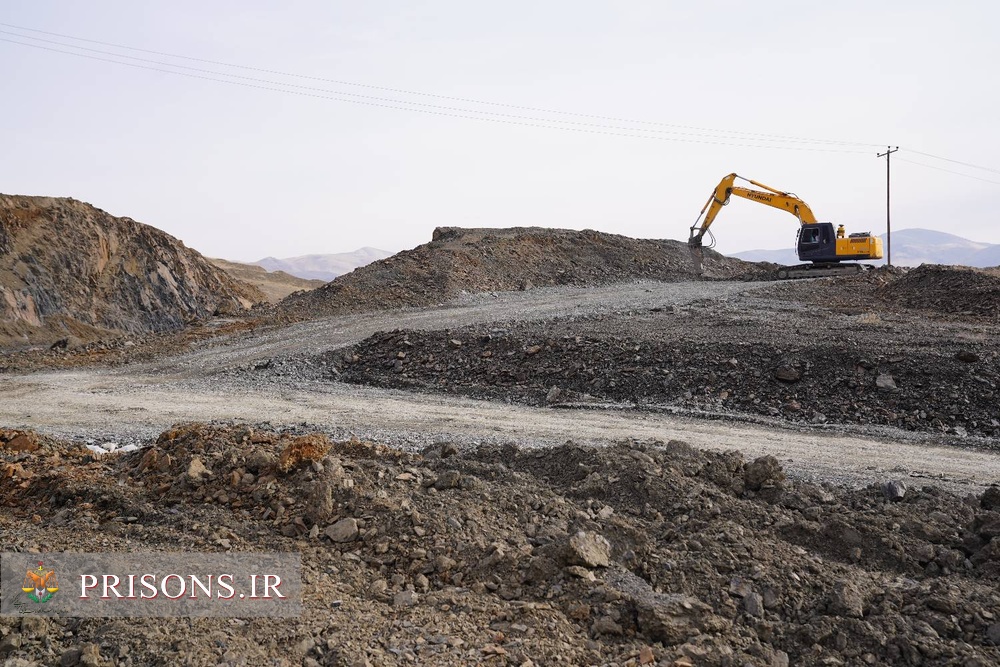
[688,173,883,279]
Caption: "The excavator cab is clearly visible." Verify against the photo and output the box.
[797,222,883,264]
[796,223,839,263]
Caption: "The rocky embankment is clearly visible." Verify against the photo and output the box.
[0,195,263,349]
[1,424,999,665]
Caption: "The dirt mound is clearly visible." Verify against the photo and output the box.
[337,314,1000,438]
[0,194,264,349]
[880,264,1000,317]
[1,422,999,665]
[761,265,1000,321]
[280,226,766,318]
[757,265,903,304]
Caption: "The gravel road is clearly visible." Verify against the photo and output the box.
[135,281,757,376]
[4,280,998,493]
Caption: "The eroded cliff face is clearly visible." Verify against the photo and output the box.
[0,194,263,348]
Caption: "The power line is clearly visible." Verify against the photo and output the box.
[0,36,876,153]
[0,20,882,148]
[895,157,1000,186]
[0,30,872,146]
[6,21,999,178]
[901,148,1000,176]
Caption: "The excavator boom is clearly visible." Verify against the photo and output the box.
[689,173,817,247]
[726,186,818,224]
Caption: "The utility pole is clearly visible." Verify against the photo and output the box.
[877,146,899,266]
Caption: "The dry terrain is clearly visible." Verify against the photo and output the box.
[339,272,1000,439]
[279,226,770,318]
[210,258,325,303]
[2,422,1000,666]
[1,275,1000,665]
[2,220,1000,666]
[0,195,263,350]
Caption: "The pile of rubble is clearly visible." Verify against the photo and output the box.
[336,320,1000,438]
[280,226,768,319]
[879,265,1000,318]
[762,265,1000,321]
[0,423,999,665]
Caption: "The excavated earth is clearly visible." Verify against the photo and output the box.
[762,265,1000,321]
[279,227,770,319]
[3,216,1000,666]
[334,269,1000,441]
[2,424,1000,666]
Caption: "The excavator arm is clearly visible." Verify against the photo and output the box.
[688,173,818,247]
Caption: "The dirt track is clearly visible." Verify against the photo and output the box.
[3,280,998,494]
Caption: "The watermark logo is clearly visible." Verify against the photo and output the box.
[21,561,58,604]
[1,553,301,617]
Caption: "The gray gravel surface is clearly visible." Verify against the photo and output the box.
[133,280,759,376]
[3,280,999,494]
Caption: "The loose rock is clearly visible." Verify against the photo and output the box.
[325,517,360,543]
[829,580,865,618]
[745,455,786,491]
[882,480,907,502]
[875,373,897,392]
[564,531,611,568]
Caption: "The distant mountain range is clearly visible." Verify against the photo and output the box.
[254,247,392,282]
[732,228,1000,267]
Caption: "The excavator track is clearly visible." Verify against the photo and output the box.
[776,263,868,280]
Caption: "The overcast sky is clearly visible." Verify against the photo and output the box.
[2,1,997,261]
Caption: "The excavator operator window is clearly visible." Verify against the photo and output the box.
[801,228,820,245]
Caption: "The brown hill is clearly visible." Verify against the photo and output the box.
[209,258,324,303]
[280,226,763,318]
[0,194,263,349]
